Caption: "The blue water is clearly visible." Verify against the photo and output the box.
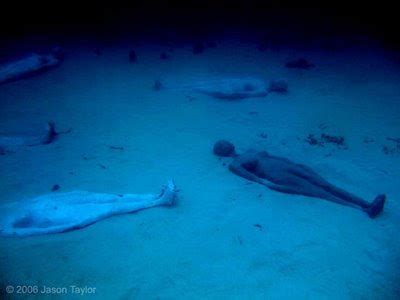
[0,33,399,298]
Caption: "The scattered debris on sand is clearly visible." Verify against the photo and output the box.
[382,137,400,155]
[253,224,263,231]
[305,133,347,149]
[305,134,323,146]
[387,137,400,143]
[321,134,345,146]
[258,132,268,139]
[109,145,124,151]
[97,163,107,169]
[51,184,60,192]
[363,137,375,144]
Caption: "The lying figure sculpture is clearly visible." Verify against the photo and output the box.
[0,180,177,237]
[194,77,271,99]
[0,122,72,155]
[0,122,57,149]
[0,47,63,85]
[159,77,288,99]
[213,140,385,218]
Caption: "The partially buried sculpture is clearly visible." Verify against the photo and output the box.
[213,140,385,218]
[160,77,287,99]
[0,122,69,151]
[0,47,63,85]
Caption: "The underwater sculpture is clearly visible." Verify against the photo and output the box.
[0,47,63,85]
[0,122,69,150]
[164,77,288,99]
[194,78,269,99]
[213,140,385,218]
[0,180,177,237]
[213,139,236,157]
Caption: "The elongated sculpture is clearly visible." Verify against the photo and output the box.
[160,77,287,99]
[213,140,385,218]
[194,77,269,99]
[0,48,63,85]
[0,122,57,149]
[0,122,72,154]
[0,180,177,237]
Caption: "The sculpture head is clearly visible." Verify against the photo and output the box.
[213,140,236,157]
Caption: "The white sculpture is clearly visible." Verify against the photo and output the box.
[0,180,177,237]
[0,48,63,85]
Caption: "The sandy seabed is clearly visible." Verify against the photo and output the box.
[0,37,399,299]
